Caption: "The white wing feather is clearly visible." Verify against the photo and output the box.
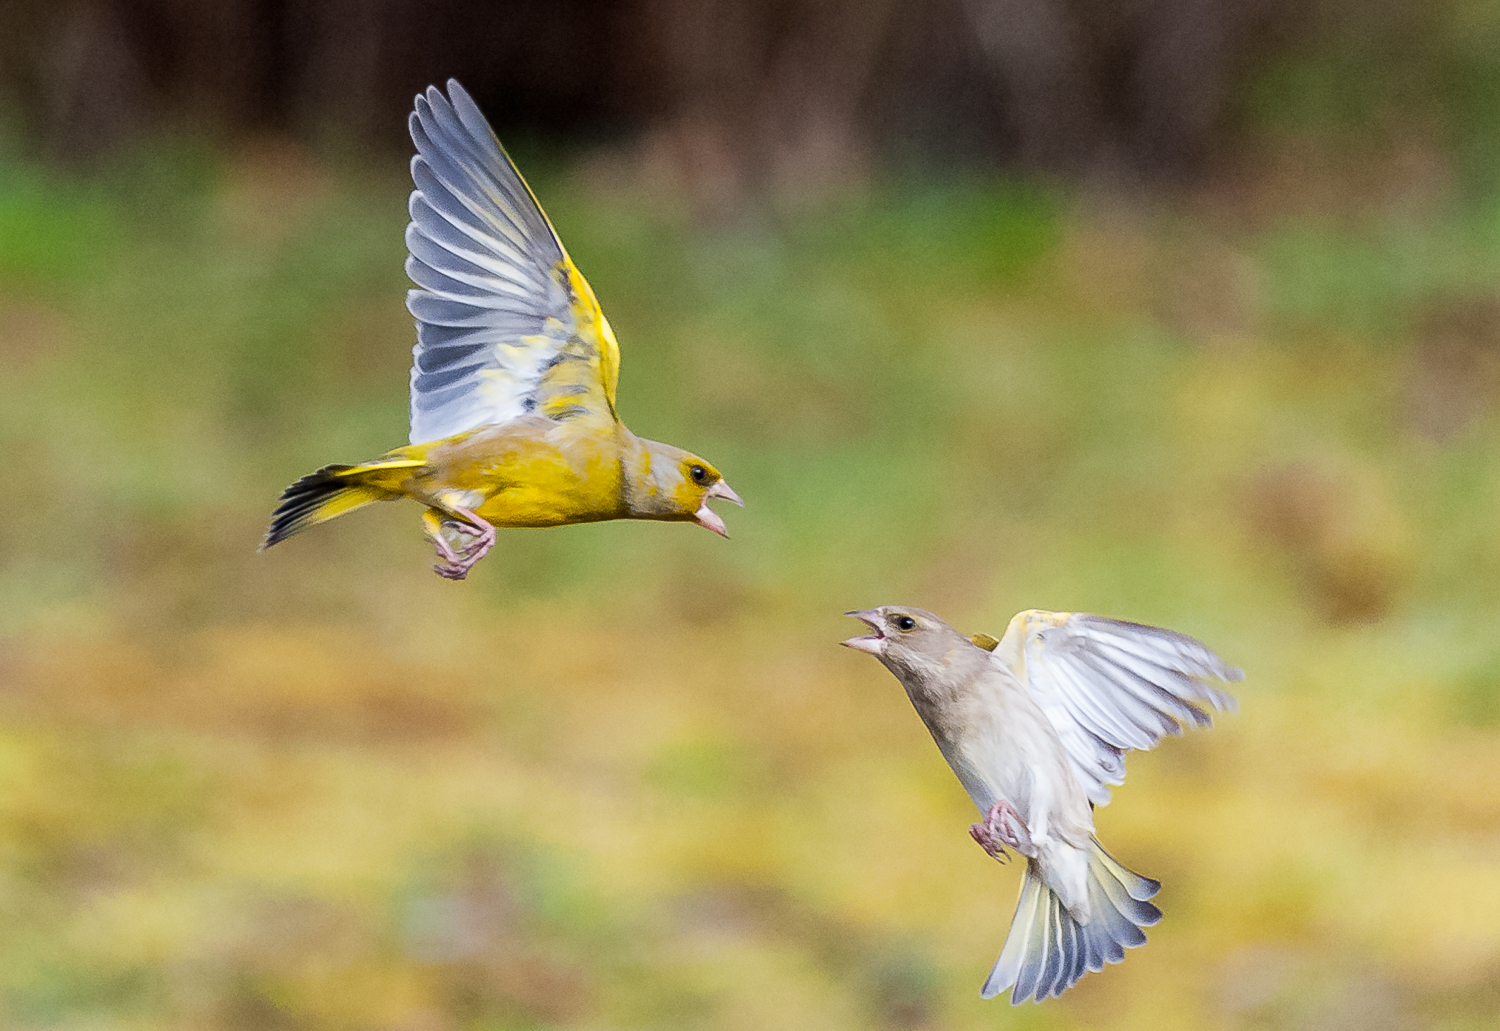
[995,611,1240,806]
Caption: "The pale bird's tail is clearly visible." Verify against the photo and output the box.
[260,460,418,549]
[983,840,1161,1004]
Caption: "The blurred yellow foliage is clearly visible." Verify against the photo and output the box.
[2,138,1499,1030]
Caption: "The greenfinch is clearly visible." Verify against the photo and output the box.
[842,606,1239,1003]
[262,80,741,579]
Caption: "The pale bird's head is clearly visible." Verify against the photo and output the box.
[631,440,743,536]
[841,605,979,680]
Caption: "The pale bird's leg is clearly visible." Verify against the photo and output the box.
[430,506,496,580]
[970,800,1031,862]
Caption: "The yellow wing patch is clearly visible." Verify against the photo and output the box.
[560,255,621,413]
[517,256,621,427]
[995,609,1073,672]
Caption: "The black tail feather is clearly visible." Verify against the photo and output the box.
[261,464,356,549]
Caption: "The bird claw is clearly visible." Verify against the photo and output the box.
[970,800,1030,862]
[430,532,461,564]
[431,539,491,579]
[970,823,1010,862]
[430,512,495,580]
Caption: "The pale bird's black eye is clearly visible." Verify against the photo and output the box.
[690,464,708,485]
[895,615,916,631]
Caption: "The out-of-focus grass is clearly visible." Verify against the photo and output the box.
[3,133,1500,1031]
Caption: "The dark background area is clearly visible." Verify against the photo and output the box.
[7,0,1492,186]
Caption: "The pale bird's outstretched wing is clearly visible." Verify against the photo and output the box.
[994,610,1240,806]
[405,79,621,445]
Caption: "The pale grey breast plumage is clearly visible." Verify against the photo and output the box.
[994,610,1241,806]
[404,80,615,444]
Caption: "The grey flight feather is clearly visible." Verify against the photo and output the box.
[1001,611,1241,806]
[403,79,579,444]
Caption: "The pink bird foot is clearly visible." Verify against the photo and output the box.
[443,519,484,543]
[970,800,1030,862]
[430,528,462,564]
[431,508,496,580]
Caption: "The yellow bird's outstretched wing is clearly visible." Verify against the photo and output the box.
[404,79,621,445]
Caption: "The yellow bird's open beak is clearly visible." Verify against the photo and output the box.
[694,480,744,538]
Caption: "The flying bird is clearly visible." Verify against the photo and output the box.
[262,80,741,578]
[842,606,1239,1003]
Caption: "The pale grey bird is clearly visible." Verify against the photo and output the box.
[842,605,1240,1003]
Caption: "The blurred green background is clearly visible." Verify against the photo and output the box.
[4,1,1500,1029]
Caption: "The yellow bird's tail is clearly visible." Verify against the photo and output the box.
[260,459,421,549]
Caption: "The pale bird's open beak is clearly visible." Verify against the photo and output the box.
[841,609,886,654]
[694,479,744,538]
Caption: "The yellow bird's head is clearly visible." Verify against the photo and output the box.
[627,439,744,536]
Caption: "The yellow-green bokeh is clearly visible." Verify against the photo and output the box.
[2,129,1500,1030]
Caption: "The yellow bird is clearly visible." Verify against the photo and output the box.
[261,80,741,579]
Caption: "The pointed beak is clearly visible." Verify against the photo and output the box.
[694,479,743,538]
[841,609,886,654]
[707,480,744,507]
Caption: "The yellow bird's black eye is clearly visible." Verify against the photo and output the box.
[895,615,916,631]
[690,464,708,485]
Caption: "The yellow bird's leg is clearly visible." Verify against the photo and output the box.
[425,505,497,581]
[446,506,496,559]
[422,509,463,565]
